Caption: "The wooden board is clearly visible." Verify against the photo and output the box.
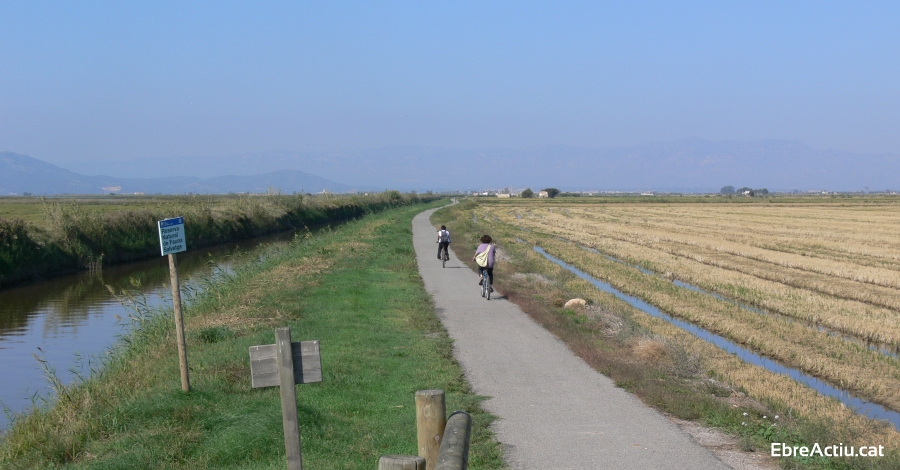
[249,340,322,388]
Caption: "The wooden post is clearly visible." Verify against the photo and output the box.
[249,331,321,469]
[434,411,472,470]
[168,253,190,392]
[378,455,425,470]
[276,327,303,470]
[416,390,446,470]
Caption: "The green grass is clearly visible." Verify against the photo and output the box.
[0,201,506,469]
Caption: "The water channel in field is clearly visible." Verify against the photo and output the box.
[0,229,299,430]
[532,245,900,432]
[576,245,900,361]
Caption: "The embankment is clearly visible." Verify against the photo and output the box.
[0,191,436,288]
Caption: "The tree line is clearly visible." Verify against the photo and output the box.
[720,185,769,196]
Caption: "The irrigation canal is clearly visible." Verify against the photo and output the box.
[578,244,900,361]
[532,245,900,432]
[0,229,299,430]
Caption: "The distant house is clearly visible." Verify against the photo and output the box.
[497,193,510,198]
[538,191,549,198]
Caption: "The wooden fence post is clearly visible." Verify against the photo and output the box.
[434,411,472,470]
[249,329,322,470]
[275,327,303,470]
[416,390,446,470]
[168,253,190,392]
[378,455,426,470]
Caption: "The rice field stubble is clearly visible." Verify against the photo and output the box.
[438,198,900,469]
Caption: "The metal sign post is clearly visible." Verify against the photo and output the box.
[158,217,190,392]
[250,328,322,470]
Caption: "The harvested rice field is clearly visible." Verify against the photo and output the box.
[467,198,900,448]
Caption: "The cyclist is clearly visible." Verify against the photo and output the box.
[473,235,496,290]
[436,225,451,260]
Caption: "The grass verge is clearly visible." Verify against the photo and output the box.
[0,201,506,469]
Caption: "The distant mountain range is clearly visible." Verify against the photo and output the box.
[71,139,900,192]
[5,139,899,194]
[0,152,357,195]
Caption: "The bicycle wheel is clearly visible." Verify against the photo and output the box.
[481,272,487,297]
[442,249,447,268]
[487,281,491,300]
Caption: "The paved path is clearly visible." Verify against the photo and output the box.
[414,208,728,470]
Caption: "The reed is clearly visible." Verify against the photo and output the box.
[0,191,436,287]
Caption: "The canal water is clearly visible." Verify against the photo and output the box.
[0,230,298,430]
[533,245,900,432]
[578,244,900,360]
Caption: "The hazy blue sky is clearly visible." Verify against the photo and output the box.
[2,1,898,165]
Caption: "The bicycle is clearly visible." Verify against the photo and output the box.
[480,268,492,300]
[440,244,449,268]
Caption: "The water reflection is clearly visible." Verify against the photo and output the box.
[0,230,297,430]
[533,245,900,432]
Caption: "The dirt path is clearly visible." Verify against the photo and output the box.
[414,208,746,469]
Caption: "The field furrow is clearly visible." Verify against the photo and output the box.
[520,231,900,412]
[483,200,900,418]
[513,210,900,310]
[497,214,900,346]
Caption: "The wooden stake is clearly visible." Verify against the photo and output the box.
[434,411,472,470]
[276,327,303,470]
[168,253,190,392]
[415,390,446,470]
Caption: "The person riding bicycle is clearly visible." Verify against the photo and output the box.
[436,225,451,260]
[473,235,496,289]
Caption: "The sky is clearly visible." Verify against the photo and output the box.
[2,1,899,167]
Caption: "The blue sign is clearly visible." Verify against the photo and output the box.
[158,217,187,256]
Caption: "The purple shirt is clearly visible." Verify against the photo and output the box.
[474,243,496,268]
